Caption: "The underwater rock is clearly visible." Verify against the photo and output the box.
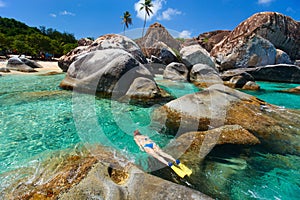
[152,84,300,155]
[0,145,212,200]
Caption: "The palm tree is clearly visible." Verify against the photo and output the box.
[121,11,132,36]
[140,0,153,37]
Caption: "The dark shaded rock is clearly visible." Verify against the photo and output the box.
[211,12,300,64]
[20,57,43,68]
[190,64,222,88]
[58,34,147,72]
[220,70,254,82]
[77,37,93,46]
[228,75,248,88]
[152,84,300,155]
[6,57,37,72]
[60,49,169,102]
[160,47,179,65]
[144,63,167,75]
[246,64,300,83]
[197,30,231,52]
[163,62,189,81]
[275,49,292,64]
[180,45,216,69]
[0,67,10,73]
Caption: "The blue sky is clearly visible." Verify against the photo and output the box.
[0,0,299,39]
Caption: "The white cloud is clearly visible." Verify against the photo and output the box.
[50,13,57,18]
[258,0,273,4]
[134,0,165,21]
[286,7,296,13]
[59,10,75,16]
[157,8,181,21]
[178,30,192,39]
[0,0,6,7]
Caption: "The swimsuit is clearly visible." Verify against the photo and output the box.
[144,143,154,149]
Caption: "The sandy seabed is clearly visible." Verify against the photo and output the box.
[0,60,63,75]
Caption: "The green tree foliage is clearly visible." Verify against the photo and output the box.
[121,11,133,36]
[140,0,153,37]
[0,17,77,58]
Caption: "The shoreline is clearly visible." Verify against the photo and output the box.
[0,60,63,75]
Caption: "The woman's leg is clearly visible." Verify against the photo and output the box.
[153,144,177,162]
[144,147,169,166]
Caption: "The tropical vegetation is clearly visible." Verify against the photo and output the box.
[140,0,153,37]
[0,16,78,59]
[121,11,133,36]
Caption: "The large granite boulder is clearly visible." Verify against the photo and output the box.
[180,45,216,69]
[60,49,168,102]
[213,35,277,70]
[6,57,37,72]
[197,30,231,52]
[190,64,222,88]
[163,62,189,81]
[58,34,147,72]
[19,57,43,68]
[136,22,181,57]
[245,64,300,83]
[1,145,212,200]
[152,84,300,155]
[211,12,300,68]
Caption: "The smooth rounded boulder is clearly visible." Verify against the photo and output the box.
[60,49,168,101]
[152,84,300,155]
[58,34,147,72]
[180,45,216,69]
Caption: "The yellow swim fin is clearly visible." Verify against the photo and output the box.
[170,165,186,178]
[178,163,192,176]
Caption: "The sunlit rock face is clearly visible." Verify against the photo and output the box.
[211,12,300,70]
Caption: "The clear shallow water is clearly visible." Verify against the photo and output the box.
[0,74,299,199]
[244,81,300,109]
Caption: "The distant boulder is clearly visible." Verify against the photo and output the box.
[180,45,216,69]
[77,38,93,46]
[163,62,189,81]
[6,57,37,72]
[197,30,231,52]
[211,12,300,69]
[58,34,147,72]
[136,22,181,58]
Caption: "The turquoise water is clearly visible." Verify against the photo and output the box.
[244,81,300,109]
[0,74,299,199]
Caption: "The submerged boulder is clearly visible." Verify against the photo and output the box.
[58,34,147,72]
[152,84,300,155]
[60,49,168,102]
